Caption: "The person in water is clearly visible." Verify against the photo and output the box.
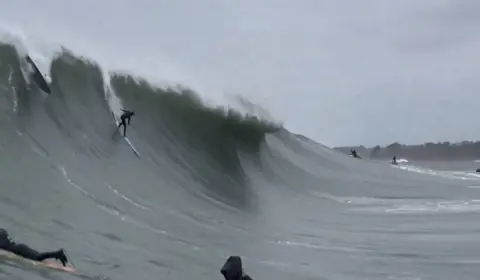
[350,149,359,158]
[221,256,253,280]
[118,109,135,137]
[0,229,68,266]
[392,156,397,165]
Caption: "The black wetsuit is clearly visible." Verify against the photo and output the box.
[350,149,359,158]
[0,229,67,265]
[118,109,135,137]
[221,256,253,280]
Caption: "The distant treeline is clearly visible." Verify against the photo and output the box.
[334,141,480,160]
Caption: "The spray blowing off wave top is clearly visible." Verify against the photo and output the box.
[0,41,281,154]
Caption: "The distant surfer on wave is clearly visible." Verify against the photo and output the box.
[392,156,399,165]
[118,109,135,137]
[350,149,360,159]
[0,229,69,266]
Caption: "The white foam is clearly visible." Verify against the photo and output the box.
[382,200,480,214]
[341,195,480,214]
[106,183,154,213]
[7,65,18,113]
[319,191,480,214]
[394,164,480,181]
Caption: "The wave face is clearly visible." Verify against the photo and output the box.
[0,42,480,280]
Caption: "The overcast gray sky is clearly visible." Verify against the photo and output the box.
[1,0,479,147]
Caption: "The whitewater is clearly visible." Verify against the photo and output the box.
[0,24,480,280]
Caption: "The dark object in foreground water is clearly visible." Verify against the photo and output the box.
[221,256,253,280]
[476,168,480,173]
[25,55,51,94]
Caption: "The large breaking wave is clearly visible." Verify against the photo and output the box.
[0,36,480,280]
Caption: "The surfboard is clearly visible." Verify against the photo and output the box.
[25,55,51,94]
[111,112,141,158]
[0,249,76,272]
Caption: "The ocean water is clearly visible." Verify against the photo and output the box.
[0,35,479,280]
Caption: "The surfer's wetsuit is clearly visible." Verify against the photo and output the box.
[350,149,359,158]
[221,256,253,280]
[25,55,33,64]
[118,109,135,137]
[0,229,68,266]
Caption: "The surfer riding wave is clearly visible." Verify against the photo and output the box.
[0,229,69,266]
[118,109,135,137]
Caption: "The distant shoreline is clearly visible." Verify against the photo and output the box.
[333,141,480,161]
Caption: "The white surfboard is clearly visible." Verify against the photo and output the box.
[111,112,140,158]
[123,137,140,157]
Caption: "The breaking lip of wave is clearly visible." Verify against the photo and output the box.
[0,38,283,151]
[0,22,280,125]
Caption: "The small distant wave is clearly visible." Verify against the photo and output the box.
[382,199,480,214]
[341,195,480,214]
[393,165,480,181]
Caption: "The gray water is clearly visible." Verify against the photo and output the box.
[0,43,479,280]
